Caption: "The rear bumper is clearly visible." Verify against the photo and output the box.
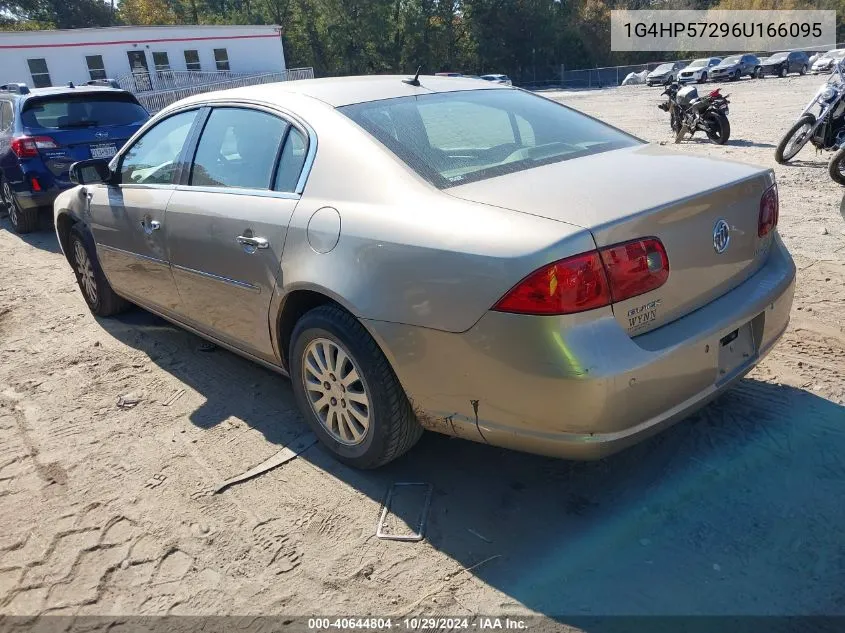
[15,190,57,210]
[367,234,796,460]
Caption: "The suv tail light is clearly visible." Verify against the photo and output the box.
[758,183,779,237]
[10,136,59,159]
[493,238,670,316]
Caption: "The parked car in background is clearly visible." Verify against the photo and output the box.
[480,74,513,86]
[812,49,845,73]
[0,80,148,233]
[55,75,795,469]
[760,51,809,77]
[646,61,687,86]
[709,54,761,81]
[677,58,722,84]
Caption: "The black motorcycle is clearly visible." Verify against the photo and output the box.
[658,82,731,145]
[775,57,845,184]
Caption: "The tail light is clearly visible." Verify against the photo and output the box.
[29,176,42,192]
[10,136,58,159]
[599,238,669,303]
[493,238,670,316]
[758,183,779,237]
[493,252,611,315]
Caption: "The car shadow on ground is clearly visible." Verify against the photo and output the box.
[100,309,845,621]
[726,139,776,149]
[0,214,62,254]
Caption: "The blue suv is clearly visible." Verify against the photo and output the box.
[0,80,149,233]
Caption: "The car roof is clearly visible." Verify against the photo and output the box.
[175,74,508,109]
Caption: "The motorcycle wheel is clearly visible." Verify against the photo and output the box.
[670,109,682,134]
[775,114,816,164]
[828,147,845,185]
[705,112,730,145]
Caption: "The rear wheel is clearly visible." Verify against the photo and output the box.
[705,112,730,145]
[68,225,130,316]
[828,147,845,185]
[1,177,39,234]
[775,114,816,164]
[289,304,423,469]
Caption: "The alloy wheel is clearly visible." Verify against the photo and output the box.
[74,239,98,305]
[2,180,17,227]
[301,337,371,446]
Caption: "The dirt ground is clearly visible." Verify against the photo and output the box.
[1,74,845,624]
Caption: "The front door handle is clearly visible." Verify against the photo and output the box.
[237,235,269,253]
[140,218,161,234]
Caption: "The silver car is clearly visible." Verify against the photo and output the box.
[55,76,795,468]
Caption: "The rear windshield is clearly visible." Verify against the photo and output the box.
[21,93,148,130]
[339,89,640,188]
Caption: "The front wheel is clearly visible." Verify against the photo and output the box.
[800,64,808,76]
[732,70,741,81]
[68,225,130,316]
[828,147,845,185]
[289,304,423,469]
[779,65,787,78]
[698,72,708,84]
[754,67,763,78]
[775,113,816,164]
[705,112,730,145]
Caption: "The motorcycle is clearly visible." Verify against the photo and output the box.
[775,57,845,184]
[658,81,731,145]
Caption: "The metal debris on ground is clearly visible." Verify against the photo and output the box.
[377,482,433,542]
[117,393,143,409]
[212,432,318,494]
[162,388,186,407]
[467,528,492,543]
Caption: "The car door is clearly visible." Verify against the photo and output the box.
[165,105,310,362]
[87,107,201,314]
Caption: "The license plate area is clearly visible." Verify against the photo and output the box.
[90,143,117,159]
[717,321,757,382]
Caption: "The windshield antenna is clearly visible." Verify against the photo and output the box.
[403,66,422,87]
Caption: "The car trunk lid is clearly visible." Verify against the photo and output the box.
[447,144,775,335]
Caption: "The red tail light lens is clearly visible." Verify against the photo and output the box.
[758,183,779,237]
[30,176,42,192]
[599,238,669,303]
[10,136,58,159]
[493,251,611,315]
[493,238,670,316]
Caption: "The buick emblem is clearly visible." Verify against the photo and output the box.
[713,219,730,254]
[95,131,109,139]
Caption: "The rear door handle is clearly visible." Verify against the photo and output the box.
[140,218,161,234]
[237,235,269,252]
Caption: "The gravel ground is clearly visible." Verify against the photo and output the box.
[1,74,844,624]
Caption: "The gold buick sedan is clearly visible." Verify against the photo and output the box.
[54,75,795,468]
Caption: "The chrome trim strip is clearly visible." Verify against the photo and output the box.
[171,263,261,293]
[173,185,300,200]
[97,243,168,266]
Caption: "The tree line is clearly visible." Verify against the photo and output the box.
[3,0,845,83]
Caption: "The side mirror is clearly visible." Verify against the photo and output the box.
[69,159,112,185]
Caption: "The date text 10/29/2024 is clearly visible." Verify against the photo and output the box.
[307,618,529,631]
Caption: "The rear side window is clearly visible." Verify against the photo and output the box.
[190,108,286,190]
[21,94,148,130]
[340,89,639,188]
[274,127,308,192]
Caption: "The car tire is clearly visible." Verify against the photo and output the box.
[705,112,730,145]
[698,71,708,84]
[68,224,131,317]
[775,113,816,164]
[1,177,39,234]
[800,64,808,75]
[732,69,741,81]
[779,65,787,78]
[755,67,763,78]
[828,147,845,185]
[289,304,423,469]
